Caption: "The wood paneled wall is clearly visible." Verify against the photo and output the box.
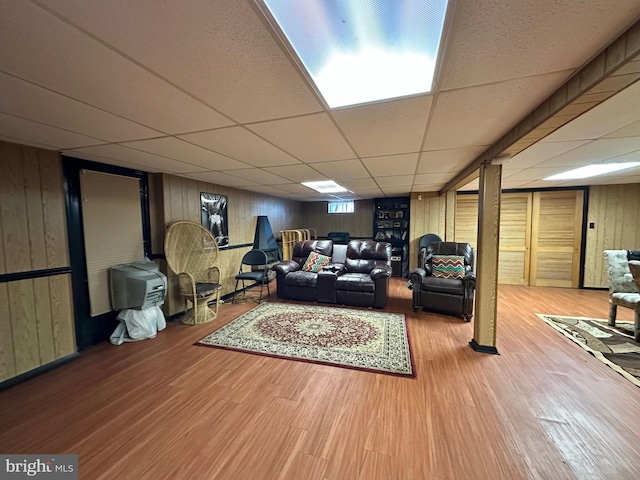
[301,200,373,237]
[150,174,303,315]
[409,193,446,271]
[0,141,75,382]
[584,184,640,287]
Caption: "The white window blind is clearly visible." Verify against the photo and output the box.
[328,201,354,214]
[80,170,144,316]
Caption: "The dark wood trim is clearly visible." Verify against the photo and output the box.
[0,266,72,283]
[0,353,80,392]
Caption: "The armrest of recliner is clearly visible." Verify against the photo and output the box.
[408,268,427,287]
[272,260,300,276]
[370,265,392,279]
[323,263,345,275]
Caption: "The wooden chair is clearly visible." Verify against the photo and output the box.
[164,221,222,325]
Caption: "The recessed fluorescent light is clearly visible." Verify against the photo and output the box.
[262,0,450,108]
[302,180,348,193]
[544,162,640,180]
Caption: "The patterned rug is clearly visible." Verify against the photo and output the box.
[536,314,640,387]
[197,302,415,377]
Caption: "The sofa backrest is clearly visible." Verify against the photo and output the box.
[292,240,333,267]
[345,240,391,273]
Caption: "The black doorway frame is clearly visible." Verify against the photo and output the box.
[62,156,151,349]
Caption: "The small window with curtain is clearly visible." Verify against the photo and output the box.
[328,200,354,214]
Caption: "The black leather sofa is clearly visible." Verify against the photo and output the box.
[273,239,392,308]
[408,242,476,321]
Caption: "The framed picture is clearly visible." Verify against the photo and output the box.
[200,192,229,247]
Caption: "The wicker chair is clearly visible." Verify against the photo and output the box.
[604,250,640,341]
[164,221,222,325]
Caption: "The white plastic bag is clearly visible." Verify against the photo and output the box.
[110,306,166,345]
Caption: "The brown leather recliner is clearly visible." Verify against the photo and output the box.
[408,242,476,321]
[273,240,333,302]
[334,240,392,308]
[273,239,392,308]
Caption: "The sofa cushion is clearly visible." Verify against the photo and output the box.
[335,273,375,293]
[432,255,465,279]
[284,270,318,288]
[420,276,464,295]
[302,252,331,273]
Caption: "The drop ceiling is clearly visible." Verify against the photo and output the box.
[1,0,640,201]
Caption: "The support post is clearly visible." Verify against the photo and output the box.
[471,162,502,354]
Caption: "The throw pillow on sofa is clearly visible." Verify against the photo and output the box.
[432,255,465,279]
[302,252,331,273]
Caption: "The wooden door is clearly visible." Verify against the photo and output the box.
[529,190,583,287]
[454,194,478,252]
[498,193,532,285]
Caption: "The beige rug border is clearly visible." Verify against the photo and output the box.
[535,313,640,388]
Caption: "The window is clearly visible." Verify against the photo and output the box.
[261,0,450,108]
[328,201,354,214]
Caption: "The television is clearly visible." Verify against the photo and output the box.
[110,261,167,310]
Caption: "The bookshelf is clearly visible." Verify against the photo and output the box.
[373,197,410,277]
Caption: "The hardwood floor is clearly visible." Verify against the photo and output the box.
[1,280,640,479]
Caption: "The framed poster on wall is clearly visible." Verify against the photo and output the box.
[200,192,229,247]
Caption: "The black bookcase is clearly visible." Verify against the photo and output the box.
[373,197,410,277]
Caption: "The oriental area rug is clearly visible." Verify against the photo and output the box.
[536,314,640,387]
[197,302,415,377]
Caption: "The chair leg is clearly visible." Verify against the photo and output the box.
[608,302,617,326]
[232,279,239,304]
[635,310,640,342]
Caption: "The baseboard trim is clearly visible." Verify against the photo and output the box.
[469,339,500,355]
[0,352,81,392]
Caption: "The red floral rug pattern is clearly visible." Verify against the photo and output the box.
[196,302,414,377]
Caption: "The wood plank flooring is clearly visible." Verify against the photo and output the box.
[1,280,640,479]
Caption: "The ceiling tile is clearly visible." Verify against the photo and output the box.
[275,183,318,195]
[458,179,479,191]
[222,168,291,185]
[602,118,640,139]
[332,96,432,157]
[424,71,571,151]
[414,172,454,185]
[310,159,369,180]
[0,1,233,134]
[0,112,103,149]
[376,175,414,188]
[341,178,378,190]
[43,0,323,123]
[62,150,161,172]
[179,127,300,167]
[543,81,640,141]
[355,188,384,198]
[69,144,208,173]
[121,137,249,170]
[0,135,55,150]
[412,184,444,192]
[439,0,639,90]
[181,171,259,187]
[247,113,356,162]
[417,146,487,174]
[535,137,640,168]
[502,167,568,181]
[507,140,590,170]
[362,153,419,177]
[264,164,327,183]
[0,72,160,141]
[380,187,412,196]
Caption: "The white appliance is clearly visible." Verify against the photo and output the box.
[110,261,167,310]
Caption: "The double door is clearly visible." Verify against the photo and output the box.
[455,190,584,287]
